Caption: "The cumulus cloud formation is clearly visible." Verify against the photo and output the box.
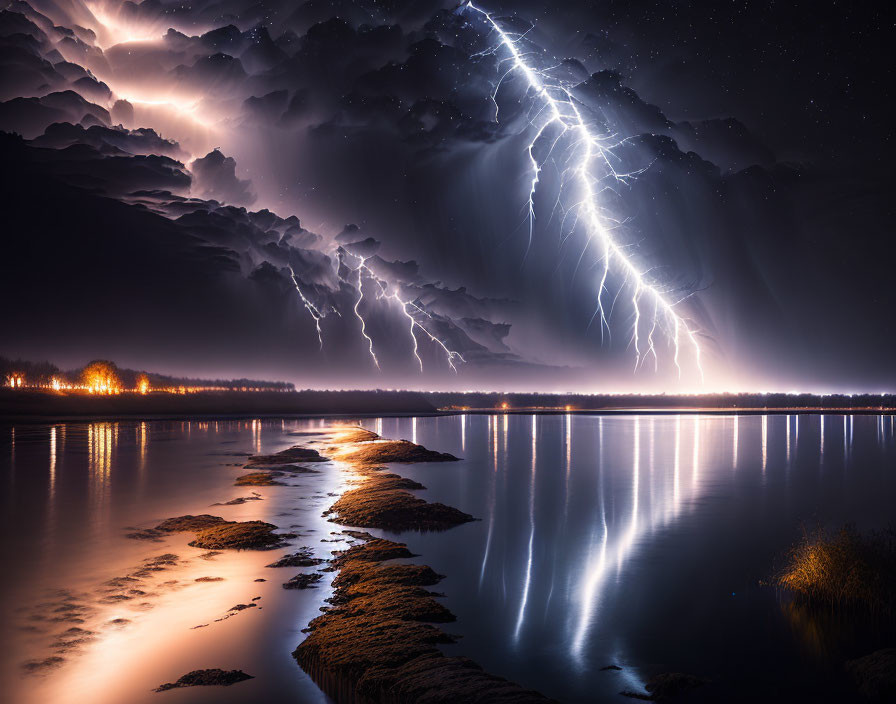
[0,0,891,391]
[190,148,255,205]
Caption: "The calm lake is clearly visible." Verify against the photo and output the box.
[2,413,895,703]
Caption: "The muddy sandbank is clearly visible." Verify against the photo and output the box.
[325,471,474,531]
[152,514,294,550]
[267,547,326,568]
[332,439,459,464]
[153,668,254,692]
[234,472,284,486]
[283,573,324,590]
[246,446,327,466]
[294,538,553,703]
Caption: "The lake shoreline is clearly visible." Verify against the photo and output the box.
[4,388,896,424]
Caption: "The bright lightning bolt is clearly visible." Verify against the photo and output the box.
[405,300,467,373]
[645,296,659,372]
[340,249,465,374]
[397,297,425,373]
[462,2,704,381]
[370,272,424,373]
[338,250,380,370]
[287,265,325,350]
[631,280,642,370]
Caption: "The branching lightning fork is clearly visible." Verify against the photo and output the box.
[288,265,325,350]
[462,2,703,380]
[341,249,466,374]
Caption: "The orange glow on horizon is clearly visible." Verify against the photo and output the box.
[82,361,123,395]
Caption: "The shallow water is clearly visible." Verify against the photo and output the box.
[365,413,896,703]
[0,419,342,704]
[2,414,895,704]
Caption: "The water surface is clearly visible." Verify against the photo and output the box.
[1,419,340,704]
[365,413,896,703]
[3,414,895,703]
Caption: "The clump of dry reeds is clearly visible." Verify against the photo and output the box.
[777,524,896,612]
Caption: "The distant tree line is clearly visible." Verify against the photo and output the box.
[0,356,294,391]
[425,391,896,410]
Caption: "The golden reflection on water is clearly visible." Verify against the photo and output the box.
[137,421,148,495]
[781,599,827,657]
[252,418,262,454]
[138,421,147,462]
[779,597,862,660]
[88,423,115,520]
[49,427,56,498]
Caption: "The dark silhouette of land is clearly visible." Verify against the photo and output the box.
[0,389,437,421]
[2,387,894,422]
[428,391,896,413]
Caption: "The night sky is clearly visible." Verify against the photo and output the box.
[1,0,892,392]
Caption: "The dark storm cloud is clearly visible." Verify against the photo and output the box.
[460,317,512,352]
[189,148,255,205]
[573,69,672,134]
[340,237,381,259]
[281,221,322,249]
[334,223,362,243]
[241,88,288,123]
[31,121,186,158]
[0,89,110,136]
[405,283,516,325]
[170,52,248,91]
[365,256,421,285]
[4,132,190,194]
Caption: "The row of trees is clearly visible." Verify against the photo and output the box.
[427,391,896,410]
[1,357,294,392]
